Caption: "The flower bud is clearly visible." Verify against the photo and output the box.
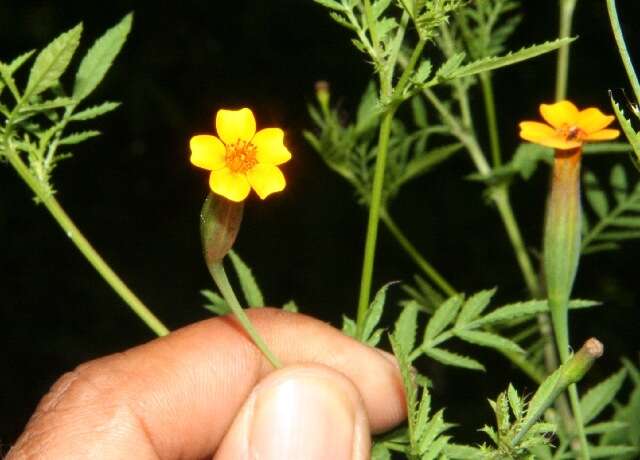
[200,193,244,266]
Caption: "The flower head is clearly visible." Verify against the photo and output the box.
[519,100,620,150]
[190,108,292,202]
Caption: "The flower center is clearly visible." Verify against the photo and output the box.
[559,124,584,142]
[225,140,258,173]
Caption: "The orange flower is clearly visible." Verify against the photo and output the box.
[519,100,620,150]
[190,108,292,202]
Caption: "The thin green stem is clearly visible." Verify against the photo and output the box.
[555,0,577,100]
[606,0,640,106]
[356,109,395,337]
[393,39,427,100]
[492,186,542,298]
[479,72,502,167]
[380,209,456,297]
[3,141,169,337]
[209,262,281,368]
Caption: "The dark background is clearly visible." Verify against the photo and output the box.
[2,0,640,450]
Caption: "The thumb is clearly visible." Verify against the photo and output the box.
[214,364,371,460]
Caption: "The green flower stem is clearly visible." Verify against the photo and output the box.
[479,72,502,167]
[544,148,590,459]
[555,0,578,100]
[356,108,396,336]
[606,0,640,104]
[380,209,456,297]
[208,262,282,369]
[3,142,169,337]
[512,338,603,446]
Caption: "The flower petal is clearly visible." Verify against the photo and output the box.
[253,128,292,165]
[540,101,579,128]
[190,135,226,171]
[246,163,286,199]
[519,122,580,150]
[577,108,615,134]
[216,108,256,145]
[209,167,251,202]
[585,128,620,141]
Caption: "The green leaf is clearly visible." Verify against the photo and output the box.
[418,409,448,455]
[447,37,575,80]
[455,329,524,354]
[611,96,640,163]
[559,445,639,459]
[469,298,599,327]
[423,295,463,343]
[70,101,120,121]
[201,289,230,315]
[507,384,523,420]
[436,52,466,80]
[228,250,264,308]
[18,96,75,113]
[313,0,346,12]
[581,368,627,424]
[413,60,433,84]
[414,387,432,444]
[8,49,36,74]
[342,315,357,338]
[390,332,418,423]
[73,14,132,101]
[58,130,101,145]
[455,288,496,326]
[400,142,462,185]
[410,94,428,127]
[526,366,562,425]
[611,163,628,204]
[424,347,485,371]
[370,443,391,460]
[584,171,609,218]
[361,282,394,342]
[444,444,483,460]
[25,23,83,100]
[394,300,420,353]
[282,300,299,312]
[372,0,393,19]
[584,421,628,435]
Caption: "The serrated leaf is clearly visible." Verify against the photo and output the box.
[330,12,357,32]
[447,37,575,80]
[424,347,485,371]
[611,163,628,204]
[584,421,628,435]
[611,96,640,163]
[73,14,132,101]
[342,315,357,338]
[455,288,496,326]
[282,300,299,312]
[418,409,447,455]
[413,60,433,84]
[421,434,450,460]
[370,443,391,460]
[58,130,101,145]
[25,23,83,100]
[581,368,627,424]
[455,329,524,354]
[70,101,120,121]
[8,49,36,74]
[361,282,394,342]
[19,96,75,113]
[372,0,393,18]
[423,295,463,343]
[508,384,523,420]
[584,171,609,218]
[444,444,484,459]
[394,300,419,353]
[313,0,346,11]
[558,445,639,459]
[436,52,466,80]
[469,298,599,327]
[611,216,640,228]
[228,250,264,308]
[414,387,432,442]
[390,332,418,424]
[355,81,380,134]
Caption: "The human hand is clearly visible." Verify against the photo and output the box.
[8,308,406,459]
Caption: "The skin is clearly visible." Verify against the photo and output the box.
[8,308,406,460]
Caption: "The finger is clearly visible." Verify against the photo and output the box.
[9,308,405,460]
[215,364,371,460]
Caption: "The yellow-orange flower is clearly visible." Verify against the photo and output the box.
[190,108,291,202]
[519,100,620,150]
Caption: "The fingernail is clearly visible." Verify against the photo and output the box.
[250,375,357,460]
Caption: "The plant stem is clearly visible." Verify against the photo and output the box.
[479,72,502,167]
[4,142,169,337]
[356,109,395,336]
[208,262,281,368]
[380,209,456,297]
[606,0,640,104]
[555,0,577,100]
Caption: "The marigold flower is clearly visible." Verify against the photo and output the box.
[519,100,620,150]
[190,108,291,202]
